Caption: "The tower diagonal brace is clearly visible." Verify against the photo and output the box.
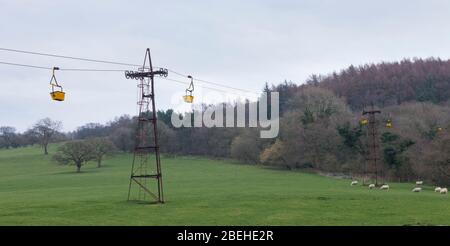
[125,48,168,204]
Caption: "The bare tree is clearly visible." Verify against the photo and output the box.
[110,127,134,152]
[0,126,16,149]
[87,137,116,168]
[53,140,94,173]
[31,118,62,155]
[409,130,450,186]
[230,129,262,164]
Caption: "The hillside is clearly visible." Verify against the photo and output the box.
[310,58,450,110]
[3,58,450,188]
[0,145,449,225]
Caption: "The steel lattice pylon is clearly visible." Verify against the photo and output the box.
[126,49,168,203]
[362,103,384,186]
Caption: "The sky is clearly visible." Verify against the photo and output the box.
[1,0,450,132]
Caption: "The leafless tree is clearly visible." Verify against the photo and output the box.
[31,118,62,155]
[0,126,16,149]
[87,137,116,168]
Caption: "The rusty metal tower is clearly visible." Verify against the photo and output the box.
[362,103,383,186]
[125,49,168,203]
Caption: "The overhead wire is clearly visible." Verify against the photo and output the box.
[165,68,258,95]
[0,47,141,67]
[0,47,261,95]
[160,77,257,97]
[0,61,52,70]
[0,61,126,72]
[60,68,126,72]
[0,60,259,97]
[0,61,129,73]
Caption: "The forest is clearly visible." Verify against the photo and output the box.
[2,58,450,186]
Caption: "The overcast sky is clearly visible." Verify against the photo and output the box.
[1,0,450,132]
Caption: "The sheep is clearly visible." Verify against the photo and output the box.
[351,180,358,186]
[440,188,448,194]
[412,187,422,192]
[435,187,442,193]
[416,181,423,185]
[380,184,389,190]
[368,184,375,189]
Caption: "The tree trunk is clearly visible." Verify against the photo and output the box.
[76,163,81,173]
[44,144,48,155]
[97,157,102,168]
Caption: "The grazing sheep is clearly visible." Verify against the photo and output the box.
[351,180,358,186]
[440,188,448,194]
[380,184,389,190]
[416,181,423,185]
[435,187,442,193]
[412,187,422,192]
[368,184,375,189]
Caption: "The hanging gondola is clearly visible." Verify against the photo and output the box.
[183,75,194,103]
[49,67,65,101]
[360,117,368,126]
[385,119,392,128]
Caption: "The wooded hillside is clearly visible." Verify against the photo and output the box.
[2,58,450,185]
[311,58,450,109]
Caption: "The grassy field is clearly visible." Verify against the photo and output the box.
[0,145,449,225]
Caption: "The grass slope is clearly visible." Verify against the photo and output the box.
[0,145,449,225]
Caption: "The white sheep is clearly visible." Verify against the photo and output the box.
[351,180,358,186]
[416,181,423,185]
[435,187,442,193]
[440,188,448,194]
[380,184,389,190]
[412,187,422,192]
[368,184,375,189]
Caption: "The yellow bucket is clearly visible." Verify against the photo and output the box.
[50,91,65,101]
[183,95,194,103]
[360,119,368,125]
[386,122,392,128]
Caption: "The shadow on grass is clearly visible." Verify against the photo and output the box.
[51,169,102,175]
[48,162,114,175]
[123,200,167,206]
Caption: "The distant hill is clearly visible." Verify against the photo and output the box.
[304,58,450,110]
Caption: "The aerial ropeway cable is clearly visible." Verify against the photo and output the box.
[0,47,259,94]
[0,47,261,102]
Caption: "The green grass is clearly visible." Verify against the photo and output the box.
[0,145,449,225]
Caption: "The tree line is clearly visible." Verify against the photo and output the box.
[0,118,64,154]
[1,58,450,185]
